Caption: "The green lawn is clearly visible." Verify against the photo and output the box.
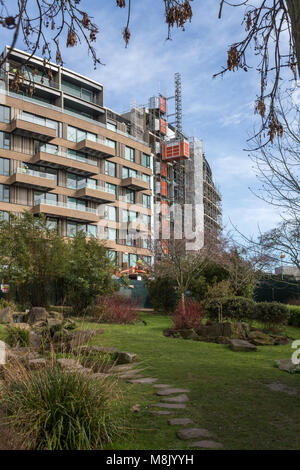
[1,316,300,450]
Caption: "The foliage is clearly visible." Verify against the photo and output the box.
[255,301,290,330]
[146,277,178,313]
[287,305,300,327]
[65,232,116,316]
[94,294,139,324]
[0,213,68,306]
[205,296,257,323]
[5,326,29,347]
[172,299,204,330]
[189,261,229,301]
[0,362,122,450]
[0,298,16,310]
[204,280,233,323]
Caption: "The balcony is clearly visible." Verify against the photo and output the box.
[75,181,116,203]
[9,118,57,142]
[121,177,150,191]
[75,138,115,158]
[31,149,98,176]
[31,199,99,223]
[9,168,57,191]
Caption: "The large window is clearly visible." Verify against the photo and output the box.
[125,189,135,204]
[0,105,10,123]
[122,209,137,222]
[105,160,116,177]
[106,138,116,150]
[62,79,95,103]
[67,125,97,143]
[107,250,117,264]
[34,191,57,205]
[105,182,116,195]
[105,227,117,241]
[67,197,87,211]
[67,222,97,238]
[143,194,151,208]
[106,205,117,221]
[142,153,151,168]
[0,158,9,176]
[125,146,135,162]
[122,167,137,179]
[107,122,117,132]
[0,132,10,150]
[123,253,137,267]
[0,184,9,202]
[142,173,151,184]
[22,111,58,133]
[46,218,58,231]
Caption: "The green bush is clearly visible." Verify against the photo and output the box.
[287,305,300,327]
[146,277,178,313]
[255,302,290,329]
[5,326,29,347]
[205,296,256,322]
[0,363,122,450]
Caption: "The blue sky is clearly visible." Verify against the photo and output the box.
[3,0,283,237]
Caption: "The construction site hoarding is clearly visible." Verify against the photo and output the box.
[162,139,190,161]
[160,96,166,114]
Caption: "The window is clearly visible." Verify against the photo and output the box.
[22,111,58,133]
[0,105,10,123]
[46,218,58,231]
[27,163,57,182]
[0,132,10,150]
[142,214,151,225]
[143,256,152,265]
[106,205,117,221]
[123,210,137,222]
[38,142,59,155]
[128,254,137,267]
[142,153,151,168]
[105,227,117,241]
[143,194,151,208]
[142,238,151,249]
[34,191,57,205]
[125,189,135,204]
[105,160,116,177]
[107,250,117,264]
[67,221,77,237]
[67,197,87,211]
[0,211,9,222]
[67,173,78,190]
[0,185,9,202]
[86,224,97,237]
[125,232,136,247]
[106,139,116,150]
[67,125,97,143]
[105,182,116,195]
[125,146,135,162]
[0,158,9,176]
[62,79,95,103]
[142,174,151,184]
[122,167,137,179]
[107,122,117,132]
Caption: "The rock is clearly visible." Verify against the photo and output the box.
[178,329,198,340]
[81,345,118,354]
[153,384,172,388]
[270,335,290,346]
[151,403,186,409]
[28,358,46,369]
[28,307,48,325]
[168,418,194,426]
[196,323,223,338]
[156,388,190,396]
[129,377,158,384]
[229,339,257,352]
[162,394,189,403]
[265,381,297,395]
[109,364,135,372]
[91,372,112,380]
[117,351,138,364]
[0,307,14,324]
[47,318,63,329]
[163,328,181,338]
[29,331,41,350]
[189,440,223,449]
[119,370,143,379]
[247,330,275,346]
[48,311,64,321]
[31,320,48,333]
[57,358,83,370]
[276,359,300,374]
[176,428,212,440]
[150,410,174,415]
[215,336,231,344]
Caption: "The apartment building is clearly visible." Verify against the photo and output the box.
[0,46,153,269]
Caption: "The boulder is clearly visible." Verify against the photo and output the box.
[28,307,47,325]
[163,328,181,338]
[0,307,14,324]
[196,323,223,338]
[48,310,64,321]
[223,322,249,339]
[28,358,46,369]
[117,351,138,364]
[47,318,63,330]
[57,358,83,370]
[247,330,275,346]
[178,329,198,340]
[229,339,257,352]
[276,359,300,374]
[31,320,48,333]
[29,331,41,350]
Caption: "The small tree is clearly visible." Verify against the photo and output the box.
[205,280,233,323]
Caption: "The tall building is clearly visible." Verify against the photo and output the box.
[0,47,221,271]
[0,46,153,269]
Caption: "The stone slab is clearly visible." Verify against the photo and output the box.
[153,384,172,389]
[129,377,158,384]
[168,418,194,426]
[265,381,297,395]
[151,403,186,409]
[189,440,223,449]
[162,394,189,403]
[229,339,257,352]
[150,410,174,416]
[177,428,212,440]
[156,388,190,396]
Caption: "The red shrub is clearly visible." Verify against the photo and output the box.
[172,299,204,330]
[96,294,139,324]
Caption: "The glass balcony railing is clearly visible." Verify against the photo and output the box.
[33,198,97,214]
[37,146,98,167]
[15,167,56,181]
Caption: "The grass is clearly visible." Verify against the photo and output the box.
[1,316,300,450]
[77,314,300,450]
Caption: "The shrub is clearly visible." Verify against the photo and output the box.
[94,294,139,324]
[288,305,300,327]
[0,362,122,450]
[5,326,29,347]
[205,296,256,322]
[172,299,204,330]
[146,277,178,313]
[255,302,290,330]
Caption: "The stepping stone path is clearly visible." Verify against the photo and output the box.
[168,418,193,426]
[265,381,298,396]
[156,388,190,396]
[103,351,224,448]
[162,394,189,403]
[177,428,212,440]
